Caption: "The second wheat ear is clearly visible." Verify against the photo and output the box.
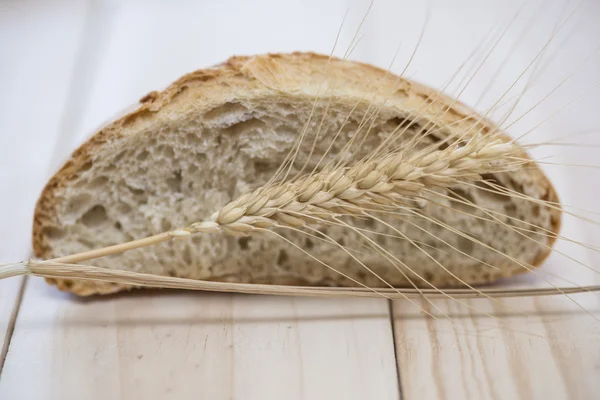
[4,53,567,297]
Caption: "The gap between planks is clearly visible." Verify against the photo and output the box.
[388,299,404,399]
[0,277,28,375]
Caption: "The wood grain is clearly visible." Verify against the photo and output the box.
[2,280,398,399]
[392,294,600,400]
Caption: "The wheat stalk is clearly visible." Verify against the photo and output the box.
[2,260,597,300]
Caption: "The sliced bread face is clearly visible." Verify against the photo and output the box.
[32,53,561,296]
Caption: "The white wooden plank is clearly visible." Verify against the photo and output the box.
[389,0,600,397]
[1,1,399,398]
[393,294,600,400]
[0,0,89,357]
[4,287,397,399]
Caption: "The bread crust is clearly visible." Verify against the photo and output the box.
[32,52,562,295]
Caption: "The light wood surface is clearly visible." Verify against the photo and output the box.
[393,295,600,400]
[1,1,599,399]
[2,279,398,399]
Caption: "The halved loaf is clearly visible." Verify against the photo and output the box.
[32,52,561,296]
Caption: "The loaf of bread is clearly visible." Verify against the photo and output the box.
[32,52,561,296]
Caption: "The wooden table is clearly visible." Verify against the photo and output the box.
[1,1,599,399]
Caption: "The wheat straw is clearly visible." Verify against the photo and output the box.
[5,260,597,300]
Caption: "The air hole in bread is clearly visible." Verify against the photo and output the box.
[254,161,273,174]
[78,238,95,248]
[42,227,65,239]
[185,132,203,145]
[508,177,524,193]
[448,188,477,213]
[356,270,367,281]
[238,237,250,250]
[364,218,375,228]
[117,202,132,214]
[277,249,288,265]
[477,186,511,205]
[182,246,192,265]
[136,150,149,161]
[113,150,128,164]
[114,221,122,230]
[505,203,517,218]
[204,102,249,124]
[161,219,172,232]
[66,193,93,217]
[127,185,145,198]
[81,205,109,227]
[188,164,198,174]
[387,117,405,126]
[195,154,207,164]
[457,235,474,254]
[80,160,93,172]
[222,118,267,136]
[477,174,511,205]
[305,239,313,249]
[385,117,413,134]
[156,145,174,159]
[166,170,182,193]
[315,228,327,239]
[122,109,152,127]
[88,176,109,190]
[102,164,117,172]
[275,103,294,114]
[423,271,434,282]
